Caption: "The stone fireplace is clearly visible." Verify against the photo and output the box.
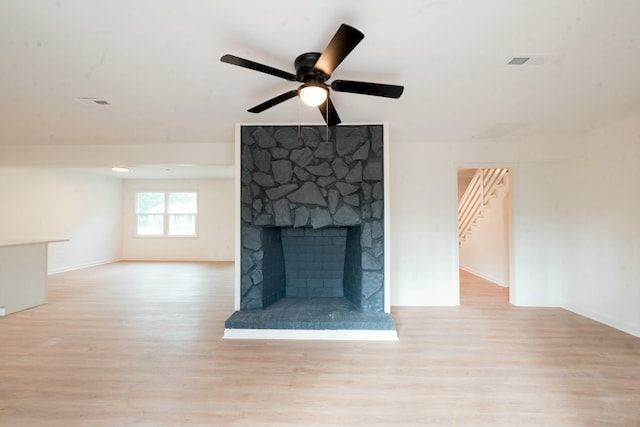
[225,124,396,338]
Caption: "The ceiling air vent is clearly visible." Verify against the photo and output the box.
[78,97,110,105]
[508,57,530,65]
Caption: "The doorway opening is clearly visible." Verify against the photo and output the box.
[457,167,511,305]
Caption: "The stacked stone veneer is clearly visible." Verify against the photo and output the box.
[240,125,385,312]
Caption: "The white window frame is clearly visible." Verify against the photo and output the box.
[135,191,199,237]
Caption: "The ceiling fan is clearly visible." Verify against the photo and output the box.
[220,24,404,127]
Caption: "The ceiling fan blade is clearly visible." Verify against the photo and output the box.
[248,90,298,113]
[221,54,297,81]
[331,80,404,98]
[318,97,341,127]
[314,24,364,77]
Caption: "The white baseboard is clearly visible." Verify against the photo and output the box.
[48,257,121,275]
[48,258,234,274]
[223,328,399,341]
[564,305,640,338]
[460,265,508,287]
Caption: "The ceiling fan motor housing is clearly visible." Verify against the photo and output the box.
[295,52,328,83]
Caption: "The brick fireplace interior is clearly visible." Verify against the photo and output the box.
[225,124,395,332]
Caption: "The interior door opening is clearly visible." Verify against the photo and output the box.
[457,167,511,305]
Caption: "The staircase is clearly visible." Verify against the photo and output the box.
[458,168,509,244]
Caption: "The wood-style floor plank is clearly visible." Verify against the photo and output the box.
[1,263,639,426]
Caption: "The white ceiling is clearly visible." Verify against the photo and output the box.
[1,0,639,153]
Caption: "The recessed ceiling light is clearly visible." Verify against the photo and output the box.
[508,57,530,65]
[111,167,130,172]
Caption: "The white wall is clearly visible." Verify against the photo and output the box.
[459,181,510,286]
[2,115,638,337]
[0,143,234,168]
[510,161,567,306]
[121,178,234,261]
[389,143,460,305]
[389,113,640,336]
[557,115,640,337]
[0,168,123,273]
[389,134,582,308]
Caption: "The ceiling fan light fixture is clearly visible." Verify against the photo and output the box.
[299,84,328,107]
[221,24,403,126]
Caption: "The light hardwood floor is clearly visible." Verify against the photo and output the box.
[1,262,639,426]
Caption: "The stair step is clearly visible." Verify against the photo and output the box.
[458,167,509,245]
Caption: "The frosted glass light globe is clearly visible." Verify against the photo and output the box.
[299,85,328,107]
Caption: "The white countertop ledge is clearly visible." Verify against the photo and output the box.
[0,239,69,248]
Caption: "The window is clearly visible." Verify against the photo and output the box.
[135,192,198,236]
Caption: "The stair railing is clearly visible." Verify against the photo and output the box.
[458,168,508,243]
